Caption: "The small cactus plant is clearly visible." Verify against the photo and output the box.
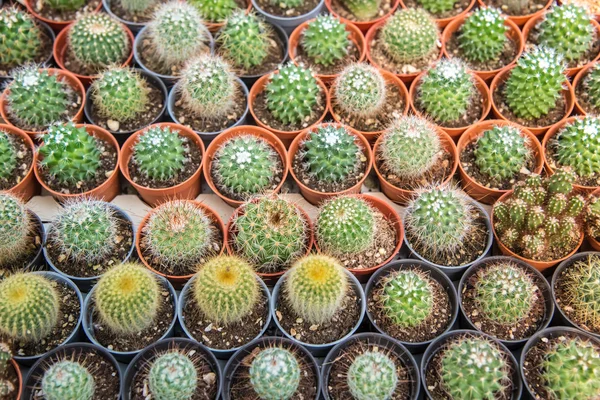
[587,195,600,239]
[458,7,509,63]
[117,0,157,15]
[582,63,600,111]
[340,0,382,20]
[380,269,433,328]
[0,7,44,69]
[0,193,32,267]
[148,351,197,400]
[189,0,240,23]
[333,63,387,118]
[249,347,301,400]
[301,15,351,66]
[42,360,95,400]
[549,116,600,180]
[43,0,86,11]
[0,132,17,184]
[347,351,398,400]
[417,0,459,14]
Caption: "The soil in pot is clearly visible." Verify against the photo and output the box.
[0,213,42,275]
[369,30,440,76]
[0,134,32,191]
[30,0,101,23]
[253,87,326,132]
[108,0,164,25]
[329,0,394,22]
[575,68,600,114]
[293,37,361,76]
[484,0,547,16]
[402,0,471,20]
[0,28,53,77]
[254,0,320,17]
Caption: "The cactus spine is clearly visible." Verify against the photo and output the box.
[249,347,301,400]
[473,125,532,181]
[149,351,198,400]
[132,125,188,183]
[0,193,32,267]
[458,7,509,63]
[42,360,95,400]
[333,63,387,118]
[91,67,150,123]
[381,269,433,328]
[0,7,44,69]
[301,15,351,66]
[551,116,600,179]
[347,351,398,400]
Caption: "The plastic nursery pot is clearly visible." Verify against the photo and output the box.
[120,123,205,207]
[82,274,178,363]
[34,124,121,202]
[103,0,147,34]
[422,330,523,400]
[22,342,121,400]
[490,64,576,137]
[84,68,168,144]
[325,0,400,33]
[206,0,252,32]
[288,123,373,205]
[399,0,476,28]
[457,120,543,204]
[203,125,289,207]
[491,190,585,272]
[137,201,225,288]
[271,267,366,357]
[588,188,600,251]
[476,0,552,27]
[572,61,598,115]
[442,13,524,81]
[25,0,104,32]
[373,126,458,205]
[458,256,555,350]
[122,337,222,400]
[0,68,86,138]
[364,259,459,354]
[252,0,324,34]
[178,273,272,359]
[0,125,40,201]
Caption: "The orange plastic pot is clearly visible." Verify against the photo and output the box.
[0,125,40,201]
[490,65,575,137]
[399,0,475,28]
[206,0,252,32]
[572,61,597,115]
[203,125,289,207]
[457,120,543,204]
[137,200,225,288]
[10,360,22,400]
[0,68,85,138]
[34,124,121,202]
[476,0,552,27]
[288,123,373,205]
[325,0,400,33]
[25,0,103,32]
[442,13,524,81]
[588,187,600,251]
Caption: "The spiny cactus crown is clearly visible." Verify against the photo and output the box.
[334,63,386,118]
[44,0,86,11]
[0,192,31,267]
[94,262,160,335]
[149,351,198,400]
[341,0,382,20]
[473,125,532,181]
[347,351,398,400]
[0,132,17,182]
[0,7,43,69]
[587,194,600,238]
[381,269,433,328]
[192,255,259,324]
[132,125,188,182]
[301,15,351,67]
[381,8,439,64]
[189,0,239,23]
[458,7,509,63]
[249,347,301,400]
[582,63,600,110]
[284,254,349,324]
[553,116,600,178]
[0,273,60,341]
[91,67,150,123]
[42,360,95,400]
[118,0,157,14]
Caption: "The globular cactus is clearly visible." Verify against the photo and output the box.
[42,360,95,400]
[284,254,349,324]
[91,67,150,123]
[380,269,433,328]
[94,262,160,335]
[0,7,44,69]
[417,0,458,13]
[0,273,60,341]
[301,15,351,66]
[417,58,476,123]
[189,0,239,23]
[265,64,321,125]
[503,46,566,120]
[132,125,188,182]
[249,347,301,400]
[347,351,398,400]
[0,133,18,185]
[458,7,509,63]
[315,196,376,256]
[473,125,532,181]
[118,0,157,15]
[231,196,308,271]
[38,123,102,186]
[380,8,440,64]
[551,116,600,179]
[340,0,382,20]
[586,195,600,238]
[43,0,86,11]
[0,194,32,267]
[582,63,600,110]
[192,255,259,324]
[148,351,197,400]
[333,63,386,118]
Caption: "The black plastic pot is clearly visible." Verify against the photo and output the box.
[251,0,324,34]
[26,209,46,270]
[364,259,459,354]
[103,0,147,34]
[321,332,421,400]
[459,256,555,349]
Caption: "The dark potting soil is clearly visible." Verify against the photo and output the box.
[0,213,42,277]
[63,41,131,76]
[445,30,519,73]
[0,363,19,400]
[0,29,53,76]
[402,0,471,19]
[182,290,269,350]
[294,40,361,76]
[46,215,133,278]
[215,30,285,77]
[368,267,452,343]
[0,134,32,191]
[172,83,247,133]
[255,0,319,17]
[527,26,600,69]
[14,282,80,357]
[326,341,412,400]
[485,0,547,16]
[31,0,101,22]
[128,136,202,189]
[575,70,600,115]
[107,0,164,24]
[546,137,600,187]
[253,89,326,132]
[332,83,406,132]
[329,0,394,22]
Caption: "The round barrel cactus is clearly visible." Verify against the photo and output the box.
[347,351,398,400]
[340,0,382,20]
[0,193,32,267]
[132,125,188,183]
[0,7,44,69]
[249,347,301,400]
[42,360,95,400]
[473,125,532,181]
[380,8,439,64]
[91,67,150,123]
[148,351,198,400]
[334,63,387,118]
[458,7,508,63]
[301,15,351,66]
[552,116,600,179]
[189,0,239,22]
[380,269,434,328]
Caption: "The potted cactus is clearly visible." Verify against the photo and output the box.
[373,115,458,204]
[476,0,552,27]
[251,0,324,34]
[103,0,162,32]
[25,0,103,31]
[325,0,400,33]
[586,192,600,250]
[0,341,21,400]
[188,0,252,32]
[178,255,272,359]
[399,0,475,27]
[573,61,600,115]
[0,125,38,201]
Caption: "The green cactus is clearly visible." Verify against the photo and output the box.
[458,7,509,63]
[118,0,157,14]
[0,272,60,341]
[503,46,567,120]
[380,8,440,64]
[189,0,239,23]
[551,116,600,179]
[132,125,188,182]
[265,64,321,125]
[231,196,308,272]
[0,380,14,397]
[301,15,351,66]
[0,194,32,267]
[42,360,95,400]
[94,262,160,335]
[586,195,600,239]
[0,132,18,185]
[0,7,44,69]
[340,0,382,20]
[192,255,259,324]
[380,269,433,328]
[38,123,102,187]
[333,63,387,118]
[0,342,14,398]
[582,63,600,110]
[44,0,86,11]
[249,347,301,400]
[347,351,398,400]
[284,254,349,324]
[417,0,458,14]
[473,125,532,181]
[149,351,197,400]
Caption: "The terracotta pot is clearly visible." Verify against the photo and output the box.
[288,123,373,205]
[206,0,253,32]
[325,0,400,33]
[572,61,597,115]
[490,65,575,137]
[457,120,543,204]
[330,69,410,142]
[288,18,367,84]
[588,187,600,251]
[248,71,330,147]
[476,0,552,27]
[203,125,289,207]
[121,123,205,207]
[34,124,121,202]
[442,13,524,81]
[313,193,404,282]
[491,191,585,271]
[25,0,103,32]
[53,20,135,86]
[399,0,475,28]
[0,124,40,201]
[373,127,458,205]
[10,359,22,400]
[137,200,225,288]
[409,71,491,139]
[0,68,85,138]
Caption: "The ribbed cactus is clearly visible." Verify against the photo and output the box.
[44,0,86,11]
[0,7,43,69]
[0,273,60,341]
[473,125,532,181]
[192,255,259,324]
[582,64,600,110]
[458,7,509,63]
[0,193,31,267]
[417,0,458,13]
[551,116,600,179]
[231,196,308,271]
[132,126,187,182]
[148,352,197,400]
[94,263,160,335]
[301,15,351,66]
[380,269,433,328]
[340,0,382,20]
[347,351,398,400]
[380,8,439,64]
[265,64,321,125]
[42,360,95,400]
[118,0,157,14]
[333,63,386,118]
[249,347,301,400]
[0,132,17,182]
[284,254,349,324]
[189,0,239,22]
[91,67,150,123]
